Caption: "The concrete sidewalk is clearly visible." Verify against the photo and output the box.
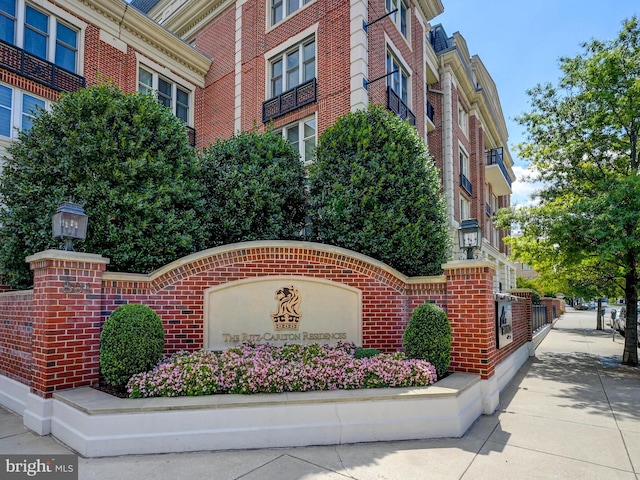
[2,307,640,479]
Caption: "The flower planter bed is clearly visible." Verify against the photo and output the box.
[51,372,483,457]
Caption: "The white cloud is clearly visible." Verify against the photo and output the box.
[510,164,542,207]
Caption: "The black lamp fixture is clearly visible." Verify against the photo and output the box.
[458,218,482,260]
[52,202,88,251]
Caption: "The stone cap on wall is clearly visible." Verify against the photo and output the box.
[25,250,110,265]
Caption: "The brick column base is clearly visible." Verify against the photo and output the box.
[27,250,109,398]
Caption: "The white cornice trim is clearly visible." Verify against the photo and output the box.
[415,0,444,22]
[68,0,211,86]
[157,0,235,39]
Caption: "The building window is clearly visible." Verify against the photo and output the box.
[460,196,470,221]
[0,0,17,44]
[270,37,315,97]
[386,0,409,38]
[138,66,191,125]
[271,0,313,26]
[458,100,468,135]
[459,146,472,195]
[386,50,409,105]
[277,116,316,165]
[1,1,80,74]
[0,83,45,139]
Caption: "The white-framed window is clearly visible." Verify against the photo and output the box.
[276,116,316,165]
[386,0,409,39]
[458,100,468,135]
[0,83,46,139]
[271,0,313,26]
[459,146,469,179]
[386,50,409,104]
[138,66,191,125]
[460,196,470,221]
[269,36,316,97]
[1,0,80,73]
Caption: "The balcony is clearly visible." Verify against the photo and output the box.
[387,86,416,126]
[262,78,317,123]
[485,147,512,196]
[426,100,435,132]
[0,39,85,92]
[460,173,472,195]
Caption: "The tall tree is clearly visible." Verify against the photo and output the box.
[500,17,640,364]
[0,84,205,288]
[198,130,307,246]
[307,105,449,276]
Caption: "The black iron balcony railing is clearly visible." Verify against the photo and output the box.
[387,86,416,126]
[460,173,472,195]
[426,100,435,124]
[485,147,512,188]
[186,126,196,148]
[262,78,317,123]
[0,39,85,92]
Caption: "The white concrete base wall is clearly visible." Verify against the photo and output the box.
[0,375,28,417]
[495,341,534,394]
[51,373,483,457]
[0,342,538,457]
[0,375,54,435]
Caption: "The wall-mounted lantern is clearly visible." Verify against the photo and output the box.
[52,202,88,251]
[458,218,481,260]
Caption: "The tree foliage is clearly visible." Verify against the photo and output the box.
[307,105,449,276]
[498,17,640,364]
[198,130,307,246]
[0,84,205,288]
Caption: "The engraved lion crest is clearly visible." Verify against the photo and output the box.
[271,285,302,330]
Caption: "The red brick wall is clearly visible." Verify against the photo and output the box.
[0,246,533,395]
[101,245,445,354]
[0,291,34,386]
[444,263,497,379]
[28,253,108,398]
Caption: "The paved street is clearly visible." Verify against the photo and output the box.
[2,307,640,479]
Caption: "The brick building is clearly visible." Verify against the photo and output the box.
[0,0,210,157]
[1,0,516,288]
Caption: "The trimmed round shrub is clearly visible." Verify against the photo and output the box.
[403,302,451,378]
[100,304,165,389]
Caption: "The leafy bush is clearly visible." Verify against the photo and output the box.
[0,84,205,288]
[403,302,451,378]
[198,130,307,246]
[354,348,381,359]
[127,342,438,398]
[100,304,165,389]
[307,105,449,276]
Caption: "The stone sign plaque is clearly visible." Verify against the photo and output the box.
[496,300,513,349]
[204,276,362,351]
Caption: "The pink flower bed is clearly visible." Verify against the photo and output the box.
[127,342,438,398]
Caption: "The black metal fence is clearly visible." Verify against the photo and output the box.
[532,305,547,332]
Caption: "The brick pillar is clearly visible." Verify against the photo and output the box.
[510,288,533,342]
[26,250,109,398]
[443,260,497,380]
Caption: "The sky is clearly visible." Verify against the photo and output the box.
[434,0,639,206]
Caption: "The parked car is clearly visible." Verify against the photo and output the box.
[588,302,596,310]
[612,308,640,347]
